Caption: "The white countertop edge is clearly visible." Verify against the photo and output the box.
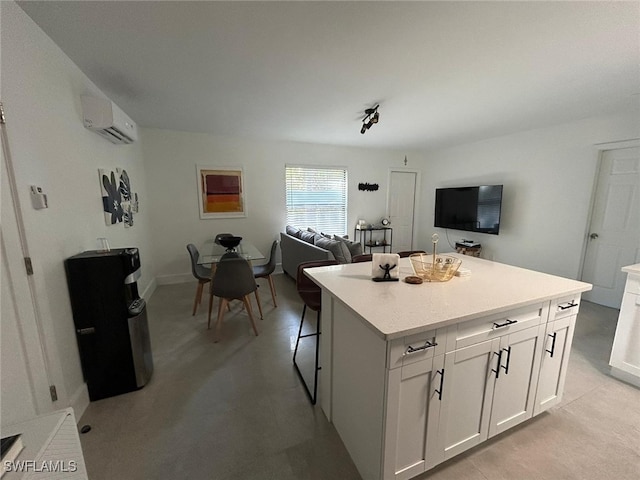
[306,256,592,341]
[327,284,592,341]
[622,263,640,275]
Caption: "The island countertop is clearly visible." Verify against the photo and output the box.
[622,263,640,275]
[305,254,592,340]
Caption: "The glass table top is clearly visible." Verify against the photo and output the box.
[197,238,265,265]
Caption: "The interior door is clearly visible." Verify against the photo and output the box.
[1,104,54,424]
[582,146,640,308]
[388,170,418,253]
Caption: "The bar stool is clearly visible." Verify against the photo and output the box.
[397,250,426,258]
[293,259,339,404]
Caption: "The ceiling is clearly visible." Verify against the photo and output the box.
[17,1,639,151]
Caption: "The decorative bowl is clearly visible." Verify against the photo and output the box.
[218,236,242,250]
[409,253,462,282]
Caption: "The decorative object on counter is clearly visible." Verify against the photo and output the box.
[371,253,400,282]
[381,217,390,226]
[358,182,379,191]
[455,267,471,277]
[410,233,462,282]
[404,275,423,284]
[360,104,380,134]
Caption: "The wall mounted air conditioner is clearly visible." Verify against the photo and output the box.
[81,95,138,144]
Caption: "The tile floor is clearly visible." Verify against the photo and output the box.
[78,273,640,479]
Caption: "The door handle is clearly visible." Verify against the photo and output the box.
[491,350,503,379]
[501,346,512,375]
[546,332,557,357]
[589,233,599,240]
[435,368,445,401]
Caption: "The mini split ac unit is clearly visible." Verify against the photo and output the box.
[81,95,138,144]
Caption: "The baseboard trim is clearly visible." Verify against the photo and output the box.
[69,383,90,422]
[610,366,640,388]
[141,277,158,299]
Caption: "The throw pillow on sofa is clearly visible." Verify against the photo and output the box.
[314,236,351,264]
[334,235,363,258]
[299,230,316,243]
[286,225,301,237]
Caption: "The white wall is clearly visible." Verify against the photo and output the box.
[1,2,155,423]
[140,128,422,281]
[419,113,640,279]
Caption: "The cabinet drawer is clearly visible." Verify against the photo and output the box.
[388,328,446,369]
[448,303,547,351]
[625,276,640,295]
[551,294,581,321]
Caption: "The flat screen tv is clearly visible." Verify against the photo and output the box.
[434,185,503,235]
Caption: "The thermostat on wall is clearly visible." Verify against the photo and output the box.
[30,185,48,209]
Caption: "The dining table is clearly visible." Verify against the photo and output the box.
[197,238,265,266]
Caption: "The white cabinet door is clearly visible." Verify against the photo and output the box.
[534,315,576,415]
[384,355,444,480]
[436,338,501,461]
[489,325,544,437]
[610,287,640,382]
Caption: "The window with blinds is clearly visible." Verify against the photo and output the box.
[285,165,348,235]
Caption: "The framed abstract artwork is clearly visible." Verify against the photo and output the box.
[98,168,139,227]
[196,166,246,219]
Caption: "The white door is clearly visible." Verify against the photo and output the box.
[1,107,54,424]
[388,171,418,253]
[582,147,640,308]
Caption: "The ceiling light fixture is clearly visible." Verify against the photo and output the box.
[360,105,380,134]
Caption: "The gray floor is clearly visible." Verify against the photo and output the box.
[79,274,640,479]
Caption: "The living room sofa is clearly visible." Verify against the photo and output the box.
[280,226,363,278]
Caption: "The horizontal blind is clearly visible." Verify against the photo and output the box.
[286,166,347,235]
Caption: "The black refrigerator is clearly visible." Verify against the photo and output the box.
[65,248,153,401]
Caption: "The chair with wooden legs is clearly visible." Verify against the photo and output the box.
[293,259,339,404]
[397,250,426,258]
[207,253,261,342]
[253,240,279,307]
[186,243,212,315]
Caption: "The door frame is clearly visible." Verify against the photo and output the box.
[387,168,421,251]
[578,138,640,282]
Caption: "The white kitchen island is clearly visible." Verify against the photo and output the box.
[609,263,640,387]
[305,254,592,480]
